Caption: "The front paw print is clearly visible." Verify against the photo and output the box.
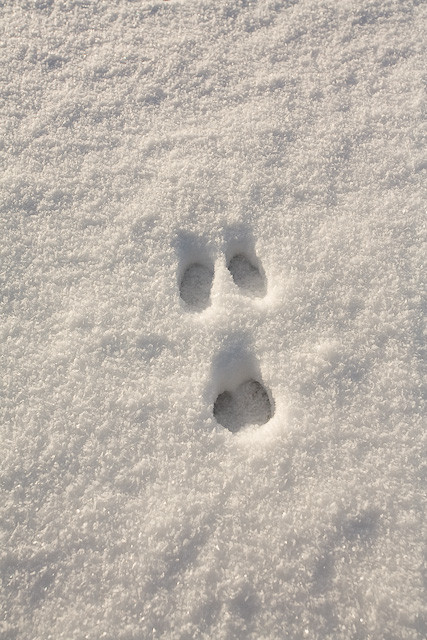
[214,379,273,433]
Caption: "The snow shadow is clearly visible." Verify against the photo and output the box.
[208,337,274,432]
[223,224,267,298]
[173,231,215,312]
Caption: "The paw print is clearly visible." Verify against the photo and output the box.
[180,261,214,311]
[213,379,272,433]
[227,252,266,298]
[176,231,274,433]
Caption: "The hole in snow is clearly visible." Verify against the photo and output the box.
[213,378,273,432]
[227,253,266,297]
[180,263,214,311]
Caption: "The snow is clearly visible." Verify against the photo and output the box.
[1,0,426,638]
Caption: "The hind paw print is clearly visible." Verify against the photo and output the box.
[178,244,267,313]
[179,261,214,311]
[227,252,266,298]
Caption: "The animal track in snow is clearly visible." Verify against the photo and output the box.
[210,342,274,433]
[227,252,266,298]
[174,229,274,432]
[180,262,214,311]
[214,378,273,433]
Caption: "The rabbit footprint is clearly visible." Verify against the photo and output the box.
[214,378,273,433]
[227,252,266,298]
[180,262,214,311]
[174,230,274,433]
[211,343,274,433]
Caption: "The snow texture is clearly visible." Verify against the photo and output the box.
[1,0,426,639]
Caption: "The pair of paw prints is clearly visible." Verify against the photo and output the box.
[180,251,266,311]
[213,378,273,434]
[178,244,273,433]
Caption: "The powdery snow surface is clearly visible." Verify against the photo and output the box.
[1,0,426,638]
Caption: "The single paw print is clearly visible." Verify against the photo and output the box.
[209,341,274,434]
[214,379,272,432]
[176,230,274,433]
[227,252,266,298]
[179,262,214,311]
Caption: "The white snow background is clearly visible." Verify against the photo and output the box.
[1,0,426,638]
